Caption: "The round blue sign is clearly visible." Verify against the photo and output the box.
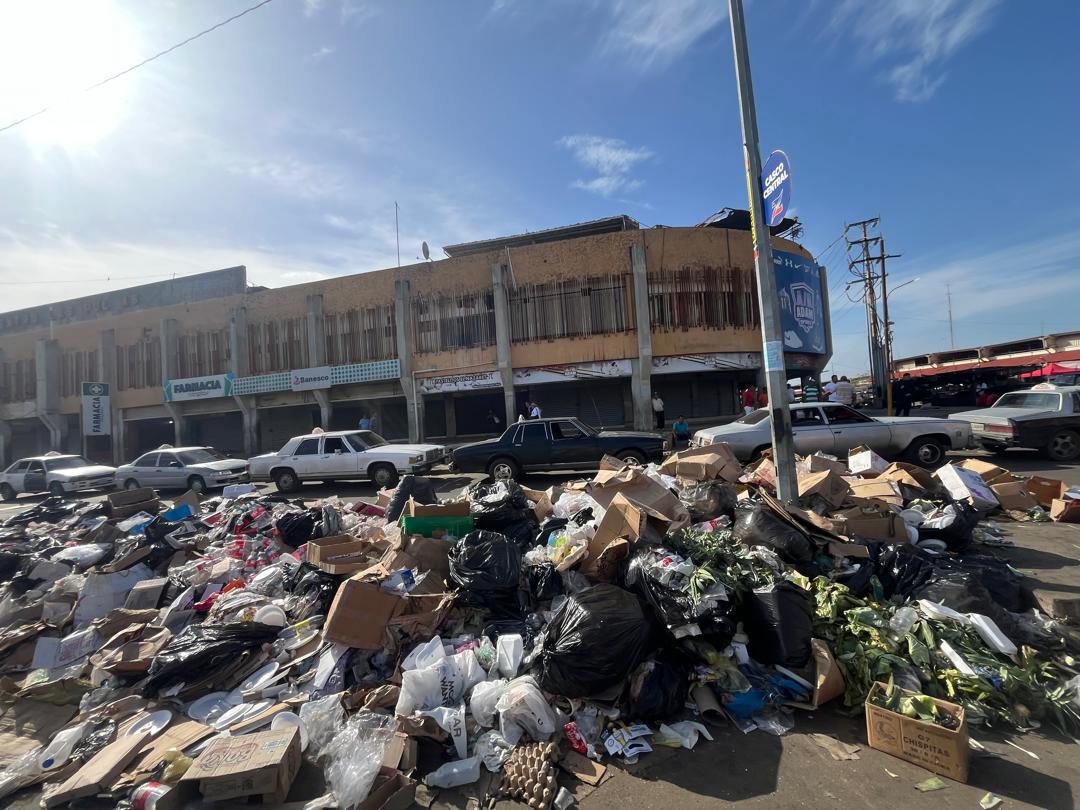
[761,149,792,227]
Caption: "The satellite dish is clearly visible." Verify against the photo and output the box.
[421,241,430,261]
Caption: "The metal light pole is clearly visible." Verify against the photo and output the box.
[727,0,797,502]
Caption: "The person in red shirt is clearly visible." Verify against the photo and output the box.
[757,387,768,408]
[741,386,756,415]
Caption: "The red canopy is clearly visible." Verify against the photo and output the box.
[1019,360,1080,379]
[900,350,1080,379]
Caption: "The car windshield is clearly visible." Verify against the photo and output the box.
[994,392,1062,410]
[44,456,93,471]
[346,431,388,450]
[571,421,598,436]
[735,410,770,425]
[177,448,228,465]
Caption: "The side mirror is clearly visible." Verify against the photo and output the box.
[171,461,182,468]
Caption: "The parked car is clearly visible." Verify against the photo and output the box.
[1,453,116,500]
[114,445,250,493]
[248,429,447,492]
[691,403,972,467]
[451,417,669,479]
[951,383,1080,461]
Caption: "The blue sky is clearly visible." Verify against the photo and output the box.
[0,0,1078,374]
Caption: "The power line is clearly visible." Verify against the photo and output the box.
[0,0,277,135]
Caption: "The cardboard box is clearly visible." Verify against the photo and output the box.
[587,467,689,529]
[182,727,301,803]
[380,534,452,582]
[110,498,161,521]
[847,445,888,477]
[307,534,379,574]
[865,682,968,782]
[797,470,850,508]
[804,453,848,475]
[658,444,742,482]
[990,481,1038,512]
[357,768,417,810]
[835,511,906,542]
[845,478,904,507]
[403,498,470,518]
[520,487,554,521]
[1050,498,1080,523]
[591,492,671,549]
[935,464,999,512]
[785,639,845,710]
[108,487,156,508]
[878,462,936,493]
[323,574,405,650]
[957,458,1009,483]
[1026,475,1068,508]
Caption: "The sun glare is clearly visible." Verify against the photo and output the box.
[0,0,141,149]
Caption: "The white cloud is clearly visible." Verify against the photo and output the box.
[830,0,1001,102]
[340,0,376,25]
[308,46,335,63]
[600,0,727,71]
[225,155,344,200]
[302,0,323,18]
[558,134,653,198]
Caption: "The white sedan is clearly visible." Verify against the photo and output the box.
[248,429,447,492]
[1,453,116,500]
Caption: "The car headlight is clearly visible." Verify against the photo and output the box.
[662,439,671,451]
[214,470,231,477]
[409,455,422,464]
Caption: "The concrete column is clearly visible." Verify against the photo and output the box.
[491,262,516,425]
[229,306,250,378]
[36,338,65,449]
[233,395,259,456]
[0,420,10,468]
[394,280,422,442]
[164,403,185,446]
[818,264,834,377]
[313,389,332,428]
[306,294,326,367]
[113,408,126,463]
[159,318,184,446]
[444,395,457,439]
[629,243,653,431]
[97,329,121,464]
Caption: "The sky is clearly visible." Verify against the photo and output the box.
[1,0,1078,375]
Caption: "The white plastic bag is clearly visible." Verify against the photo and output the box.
[656,721,713,750]
[323,710,396,809]
[496,634,524,679]
[553,493,604,522]
[496,676,558,745]
[421,704,468,759]
[475,730,514,771]
[402,636,447,672]
[469,678,508,727]
[299,692,346,756]
[426,755,481,788]
[396,650,485,715]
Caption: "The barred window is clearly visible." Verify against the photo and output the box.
[413,290,497,354]
[509,274,633,343]
[177,330,231,377]
[647,266,758,331]
[248,317,309,374]
[325,304,396,364]
[115,336,161,391]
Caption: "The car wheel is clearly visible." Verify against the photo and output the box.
[487,457,520,481]
[273,468,300,494]
[905,438,946,468]
[0,484,14,502]
[1045,430,1080,462]
[48,481,66,498]
[617,450,646,466]
[123,478,141,490]
[369,463,399,489]
[187,475,206,494]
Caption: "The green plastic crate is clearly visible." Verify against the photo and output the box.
[399,515,474,539]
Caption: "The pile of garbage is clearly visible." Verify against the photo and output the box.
[0,443,1077,808]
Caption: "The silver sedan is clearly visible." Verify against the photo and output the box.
[115,446,249,493]
[692,403,972,467]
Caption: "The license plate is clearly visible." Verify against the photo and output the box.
[970,423,984,431]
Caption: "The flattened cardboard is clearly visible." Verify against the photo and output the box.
[108,487,156,508]
[990,481,1038,512]
[957,458,1008,482]
[797,470,850,508]
[1026,475,1068,508]
[0,700,77,769]
[124,578,170,611]
[323,573,405,650]
[182,727,301,803]
[46,730,151,807]
[935,464,999,512]
[845,478,904,507]
[805,453,848,475]
[658,444,742,482]
[591,492,671,548]
[357,769,417,810]
[587,467,689,529]
[865,682,968,782]
[847,445,888,477]
[786,639,845,710]
[559,750,607,786]
[878,462,936,493]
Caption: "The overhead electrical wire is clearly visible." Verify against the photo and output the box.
[0,0,277,135]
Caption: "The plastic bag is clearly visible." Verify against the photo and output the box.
[496,634,524,679]
[276,511,316,548]
[552,493,604,523]
[625,654,690,721]
[732,501,813,564]
[475,730,514,771]
[142,622,280,695]
[395,650,485,715]
[535,584,654,698]
[679,481,737,523]
[323,710,396,808]
[496,676,559,744]
[741,583,813,668]
[426,755,480,788]
[402,636,447,672]
[469,679,508,727]
[468,481,531,529]
[420,704,468,759]
[526,563,563,603]
[449,531,522,613]
[917,501,979,551]
[299,692,346,756]
[52,543,112,570]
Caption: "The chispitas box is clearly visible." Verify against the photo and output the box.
[865,682,968,782]
[182,726,301,802]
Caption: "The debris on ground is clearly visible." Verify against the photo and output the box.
[0,446,1077,808]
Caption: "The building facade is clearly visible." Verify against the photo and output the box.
[0,216,831,465]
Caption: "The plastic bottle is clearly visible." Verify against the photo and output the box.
[425,755,480,788]
[889,606,919,637]
[38,722,89,771]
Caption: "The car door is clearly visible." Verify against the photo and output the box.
[512,422,551,471]
[789,406,839,456]
[549,419,599,468]
[25,461,47,493]
[156,452,185,488]
[319,436,359,477]
[4,460,30,493]
[289,437,322,478]
[129,453,159,486]
[824,406,890,454]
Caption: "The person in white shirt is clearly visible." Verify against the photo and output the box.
[834,376,856,406]
[823,374,839,402]
[651,393,665,428]
[528,402,542,419]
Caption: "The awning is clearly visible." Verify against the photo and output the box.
[1019,360,1080,379]
[898,349,1080,379]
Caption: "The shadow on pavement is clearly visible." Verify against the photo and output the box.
[994,545,1080,571]
[967,747,1075,810]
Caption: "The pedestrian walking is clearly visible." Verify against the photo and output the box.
[741,385,756,415]
[835,376,856,406]
[894,373,914,417]
[651,392,665,429]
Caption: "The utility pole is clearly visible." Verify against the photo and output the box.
[727,0,797,503]
[877,237,901,414]
[846,219,901,412]
[945,283,955,348]
[395,202,401,268]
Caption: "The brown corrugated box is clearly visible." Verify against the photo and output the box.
[989,481,1038,512]
[785,639,845,711]
[865,682,968,782]
[957,458,1009,482]
[182,727,301,803]
[659,444,742,482]
[797,470,850,508]
[403,498,470,518]
[323,570,405,650]
[1026,475,1068,508]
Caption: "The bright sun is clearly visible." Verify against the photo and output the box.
[0,0,141,149]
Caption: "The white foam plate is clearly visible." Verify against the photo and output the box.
[240,662,281,692]
[186,692,230,722]
[212,699,273,730]
[127,709,173,738]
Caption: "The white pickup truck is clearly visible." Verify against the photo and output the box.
[248,429,447,492]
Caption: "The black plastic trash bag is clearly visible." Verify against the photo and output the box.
[385,475,438,521]
[276,511,316,548]
[283,562,341,619]
[534,584,655,698]
[449,530,523,616]
[500,517,540,551]
[624,549,737,646]
[741,583,813,668]
[143,623,280,694]
[916,501,979,552]
[467,481,531,530]
[526,562,563,603]
[732,501,813,564]
[625,651,691,721]
[679,481,737,523]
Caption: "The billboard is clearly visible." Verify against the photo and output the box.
[774,249,826,355]
[164,373,234,402]
[81,382,111,436]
